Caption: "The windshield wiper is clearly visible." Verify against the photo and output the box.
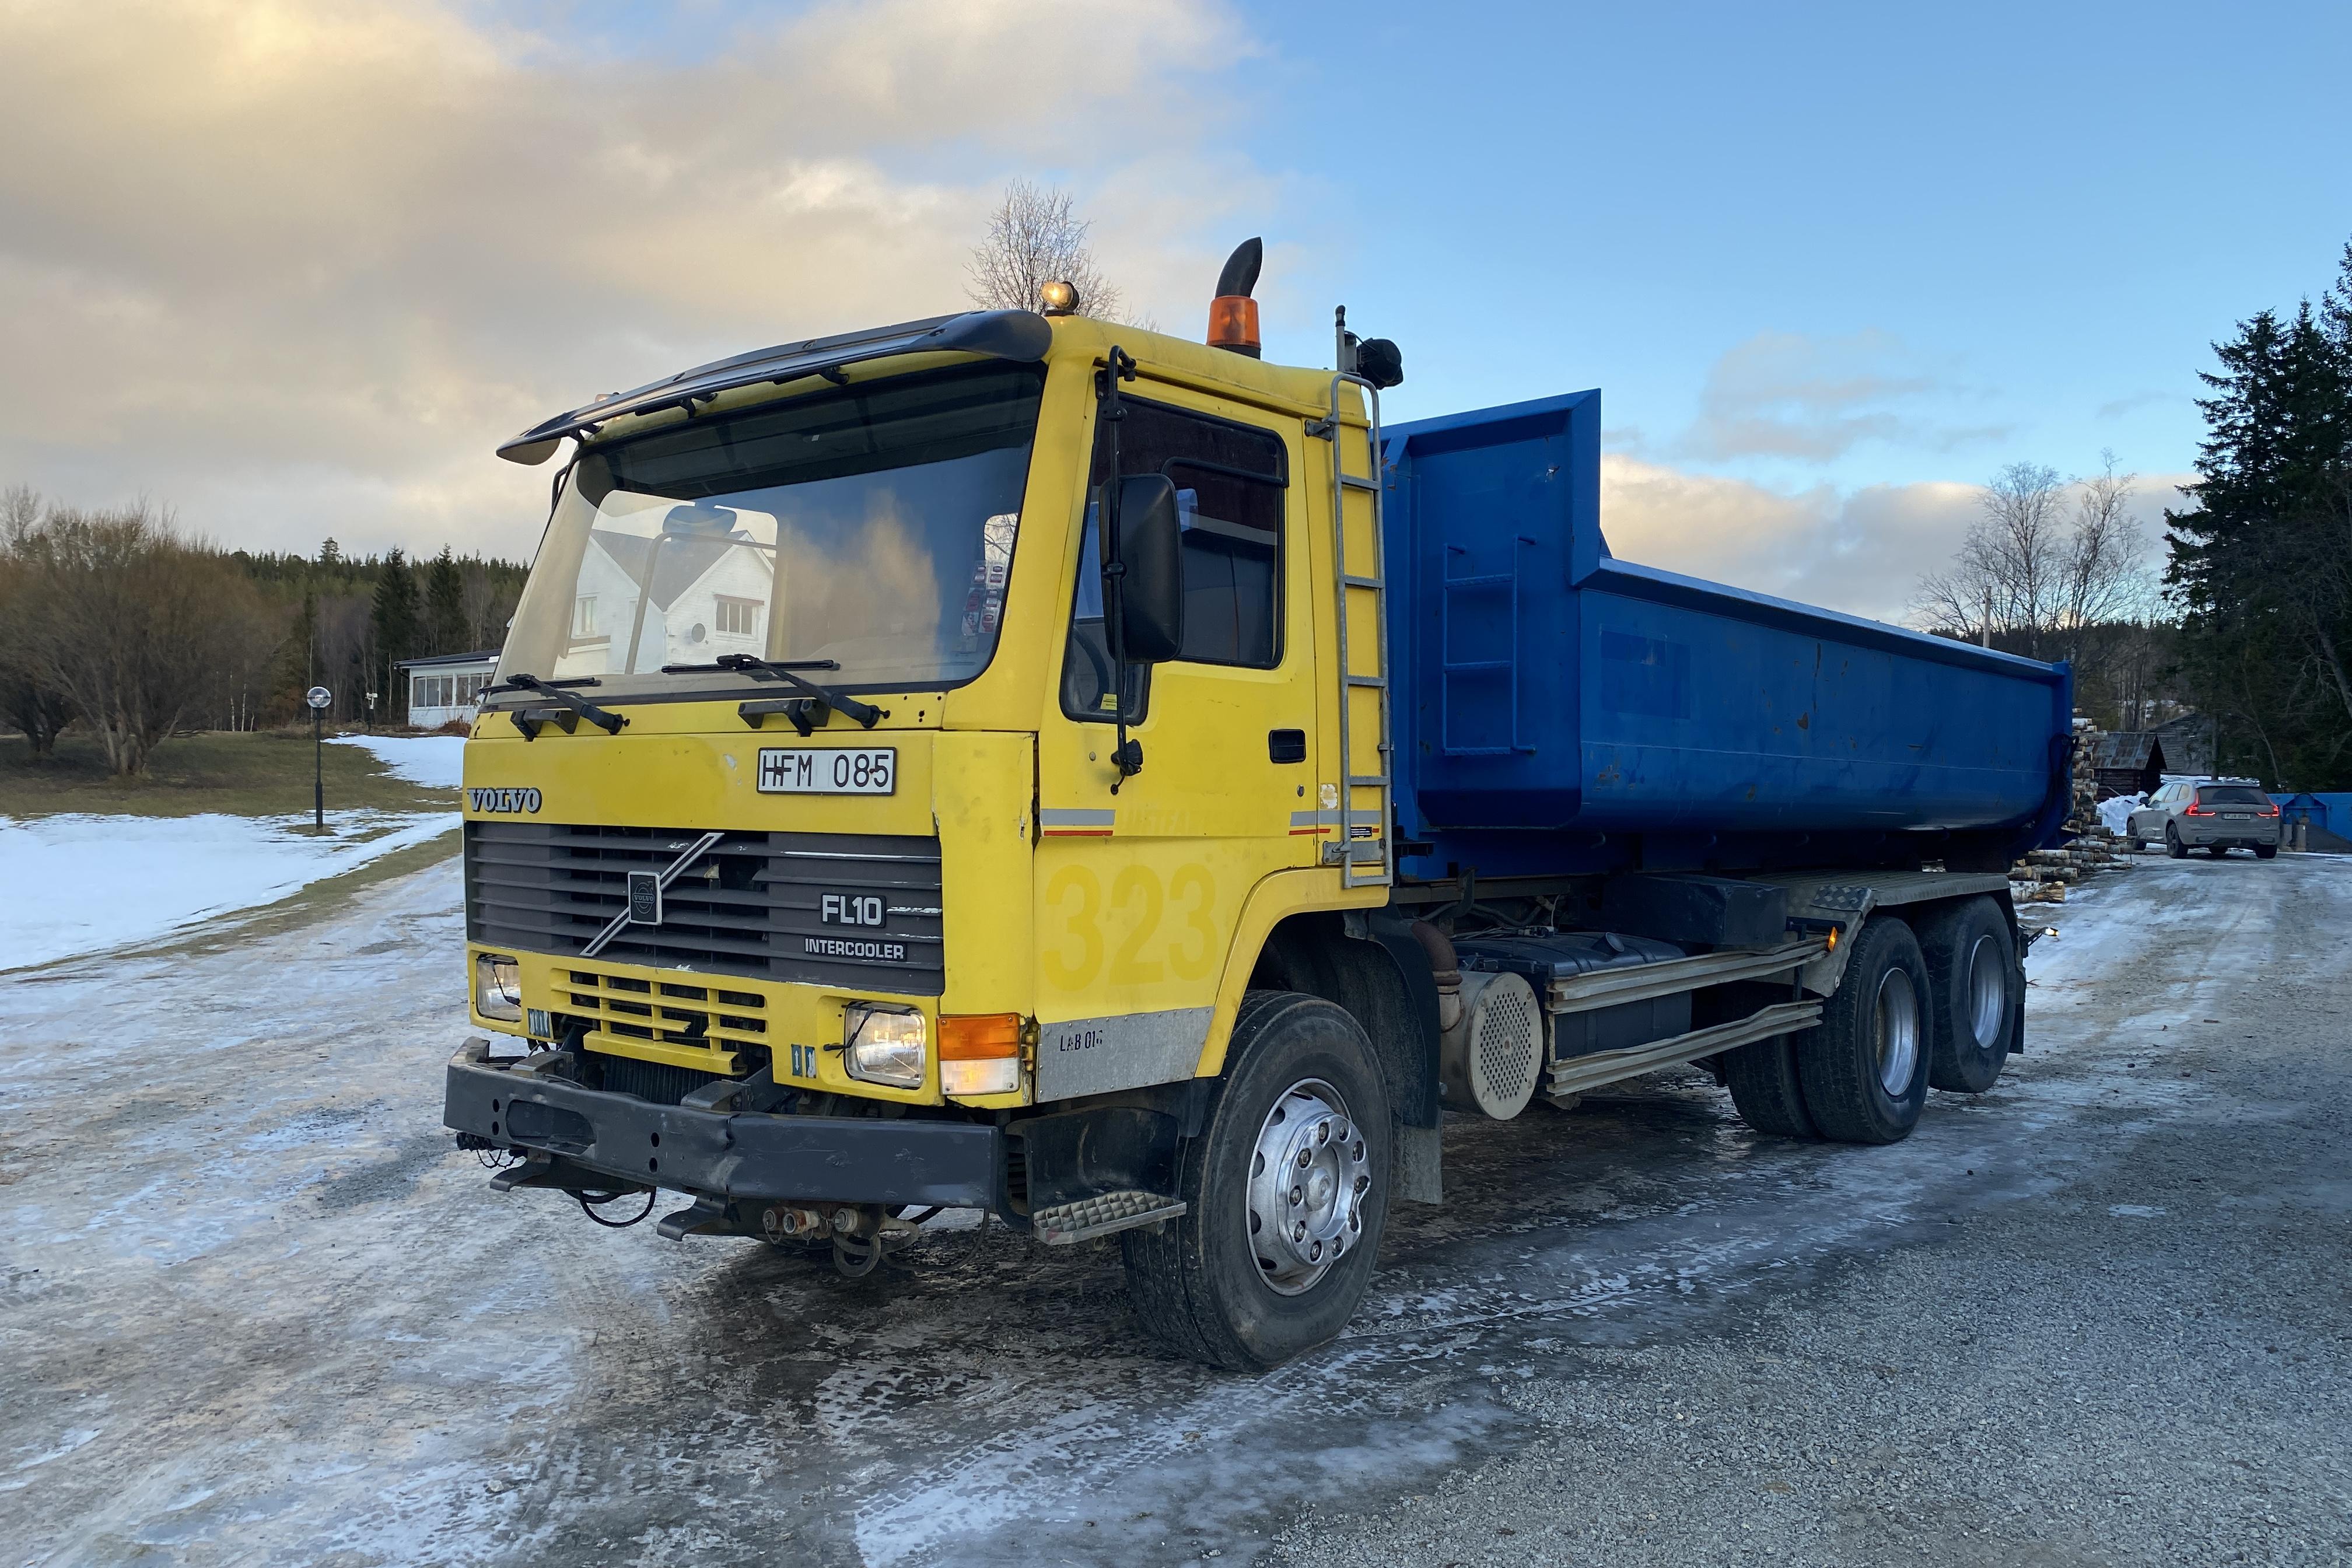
[486,673,626,738]
[662,653,884,734]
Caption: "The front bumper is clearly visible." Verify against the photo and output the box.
[443,1040,1000,1209]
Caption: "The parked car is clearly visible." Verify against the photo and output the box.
[2126,779,2280,859]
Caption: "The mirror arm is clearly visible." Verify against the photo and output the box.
[1099,346,1144,792]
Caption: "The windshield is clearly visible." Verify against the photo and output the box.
[498,363,1044,697]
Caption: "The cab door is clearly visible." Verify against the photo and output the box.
[1032,385,1318,1100]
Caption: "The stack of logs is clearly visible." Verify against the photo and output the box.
[2010,715,2133,905]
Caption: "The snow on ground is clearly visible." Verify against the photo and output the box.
[328,733,466,790]
[0,809,454,971]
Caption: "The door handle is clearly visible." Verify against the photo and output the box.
[1268,729,1306,764]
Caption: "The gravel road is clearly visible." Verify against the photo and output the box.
[4,851,2346,1567]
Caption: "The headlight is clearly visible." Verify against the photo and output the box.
[844,1003,926,1089]
[475,953,522,1021]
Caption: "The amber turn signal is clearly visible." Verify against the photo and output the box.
[939,1012,1023,1060]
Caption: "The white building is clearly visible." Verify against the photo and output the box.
[400,649,500,729]
[559,524,772,678]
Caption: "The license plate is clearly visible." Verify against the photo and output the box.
[2224,813,2249,820]
[757,747,895,795]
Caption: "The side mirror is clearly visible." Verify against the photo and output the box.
[1107,473,1184,664]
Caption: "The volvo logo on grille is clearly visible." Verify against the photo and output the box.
[580,830,721,958]
[467,787,541,814]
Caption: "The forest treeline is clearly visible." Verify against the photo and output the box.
[1,487,522,776]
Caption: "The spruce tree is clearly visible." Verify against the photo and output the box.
[369,548,421,722]
[425,547,466,654]
[2168,292,2352,786]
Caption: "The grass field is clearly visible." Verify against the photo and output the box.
[0,730,453,818]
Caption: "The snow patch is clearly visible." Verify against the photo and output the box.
[2096,794,2144,836]
[327,734,466,790]
[0,810,454,971]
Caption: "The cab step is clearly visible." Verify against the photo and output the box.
[1032,1190,1188,1245]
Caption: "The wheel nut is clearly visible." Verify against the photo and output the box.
[1298,1149,1312,1169]
[1293,1222,1307,1242]
[1290,1185,1304,1206]
[1349,1210,1361,1231]
[1354,1174,1369,1194]
[1309,1241,1322,1262]
[1316,1122,1329,1145]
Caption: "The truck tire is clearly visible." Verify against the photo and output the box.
[1723,1032,1819,1139]
[1121,990,1391,1371]
[1795,916,1931,1144]
[1916,897,2015,1094]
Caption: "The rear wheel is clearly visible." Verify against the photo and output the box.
[1724,1032,1819,1138]
[1122,991,1391,1371]
[2166,825,2188,859]
[2256,843,2278,860]
[1916,897,2015,1093]
[1796,916,1931,1144]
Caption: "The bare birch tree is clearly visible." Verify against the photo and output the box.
[9,501,279,775]
[966,179,1127,322]
[1913,454,2152,667]
[2060,453,2155,636]
[0,486,74,757]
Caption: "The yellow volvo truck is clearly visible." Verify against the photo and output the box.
[447,244,2070,1369]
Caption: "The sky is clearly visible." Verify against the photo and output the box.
[3,0,2348,623]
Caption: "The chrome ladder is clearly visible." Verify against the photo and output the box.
[1317,371,1394,889]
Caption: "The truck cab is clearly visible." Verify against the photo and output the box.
[447,256,2064,1370]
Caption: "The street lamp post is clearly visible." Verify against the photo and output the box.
[307,685,333,828]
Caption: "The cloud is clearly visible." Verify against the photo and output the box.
[1600,455,2193,625]
[0,0,1254,559]
[2094,391,2182,421]
[1679,330,2006,463]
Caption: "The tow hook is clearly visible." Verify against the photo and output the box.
[763,1201,940,1279]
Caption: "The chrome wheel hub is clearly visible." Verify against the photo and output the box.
[1246,1078,1369,1296]
[1965,933,2006,1049]
[1875,967,1922,1096]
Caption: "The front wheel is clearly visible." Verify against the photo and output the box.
[1122,991,1391,1371]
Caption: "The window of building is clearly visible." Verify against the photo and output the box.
[573,597,598,639]
[714,595,759,638]
[1061,397,1287,722]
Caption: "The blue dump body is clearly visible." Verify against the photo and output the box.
[1381,392,2074,883]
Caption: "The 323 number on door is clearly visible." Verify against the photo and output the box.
[1041,862,1220,989]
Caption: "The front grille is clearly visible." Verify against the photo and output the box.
[466,821,944,994]
[559,965,770,1070]
[591,1052,730,1107]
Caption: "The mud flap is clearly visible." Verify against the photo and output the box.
[1395,1123,1442,1205]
